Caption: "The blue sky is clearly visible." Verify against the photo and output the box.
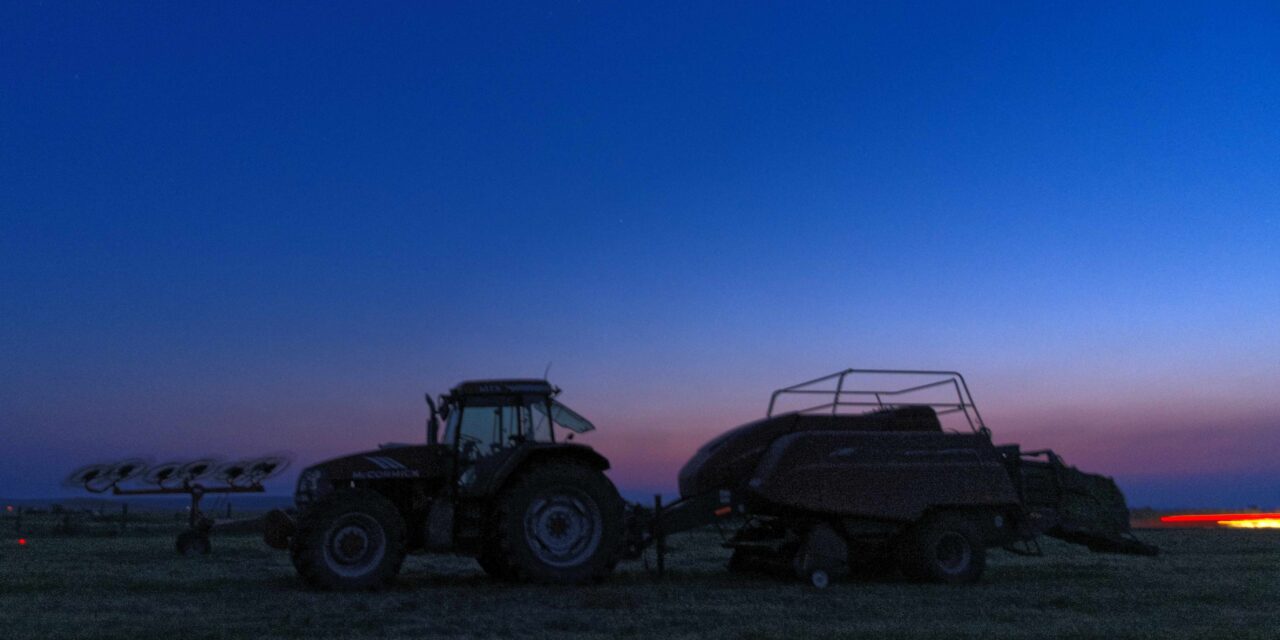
[2,2,1278,506]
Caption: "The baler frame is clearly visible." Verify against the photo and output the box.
[767,368,987,433]
[638,367,1157,585]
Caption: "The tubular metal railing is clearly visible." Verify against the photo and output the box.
[766,368,987,433]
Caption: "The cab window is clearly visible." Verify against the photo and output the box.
[448,401,534,453]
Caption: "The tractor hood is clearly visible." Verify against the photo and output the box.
[294,445,435,507]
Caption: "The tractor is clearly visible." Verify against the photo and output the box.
[263,379,624,589]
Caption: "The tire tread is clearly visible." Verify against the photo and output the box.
[491,462,623,584]
[290,489,407,590]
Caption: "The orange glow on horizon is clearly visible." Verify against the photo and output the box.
[1218,519,1280,529]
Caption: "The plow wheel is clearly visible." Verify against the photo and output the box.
[727,548,763,573]
[175,530,211,556]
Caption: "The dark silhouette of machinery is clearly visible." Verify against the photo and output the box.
[263,379,622,590]
[648,369,1157,587]
[261,371,1155,591]
[65,455,290,554]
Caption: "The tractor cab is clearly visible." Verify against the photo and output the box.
[434,379,596,472]
[432,378,591,450]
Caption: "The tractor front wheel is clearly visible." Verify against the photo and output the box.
[290,489,406,590]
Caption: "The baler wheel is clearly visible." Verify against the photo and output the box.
[727,548,760,573]
[898,513,986,584]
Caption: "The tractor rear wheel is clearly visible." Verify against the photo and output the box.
[290,489,406,590]
[492,462,623,584]
[897,513,986,584]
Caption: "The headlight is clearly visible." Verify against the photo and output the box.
[295,469,326,506]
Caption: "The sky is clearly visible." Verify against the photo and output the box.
[2,2,1278,507]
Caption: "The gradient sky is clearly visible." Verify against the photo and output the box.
[3,2,1278,507]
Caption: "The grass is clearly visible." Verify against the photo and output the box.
[1,526,1277,639]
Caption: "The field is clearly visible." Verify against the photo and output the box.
[2,522,1277,640]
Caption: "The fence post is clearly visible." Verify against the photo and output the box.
[654,494,665,576]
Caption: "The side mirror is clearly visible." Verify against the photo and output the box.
[425,394,441,444]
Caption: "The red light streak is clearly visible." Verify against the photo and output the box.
[1160,513,1280,523]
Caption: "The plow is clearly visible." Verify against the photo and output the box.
[65,456,289,554]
